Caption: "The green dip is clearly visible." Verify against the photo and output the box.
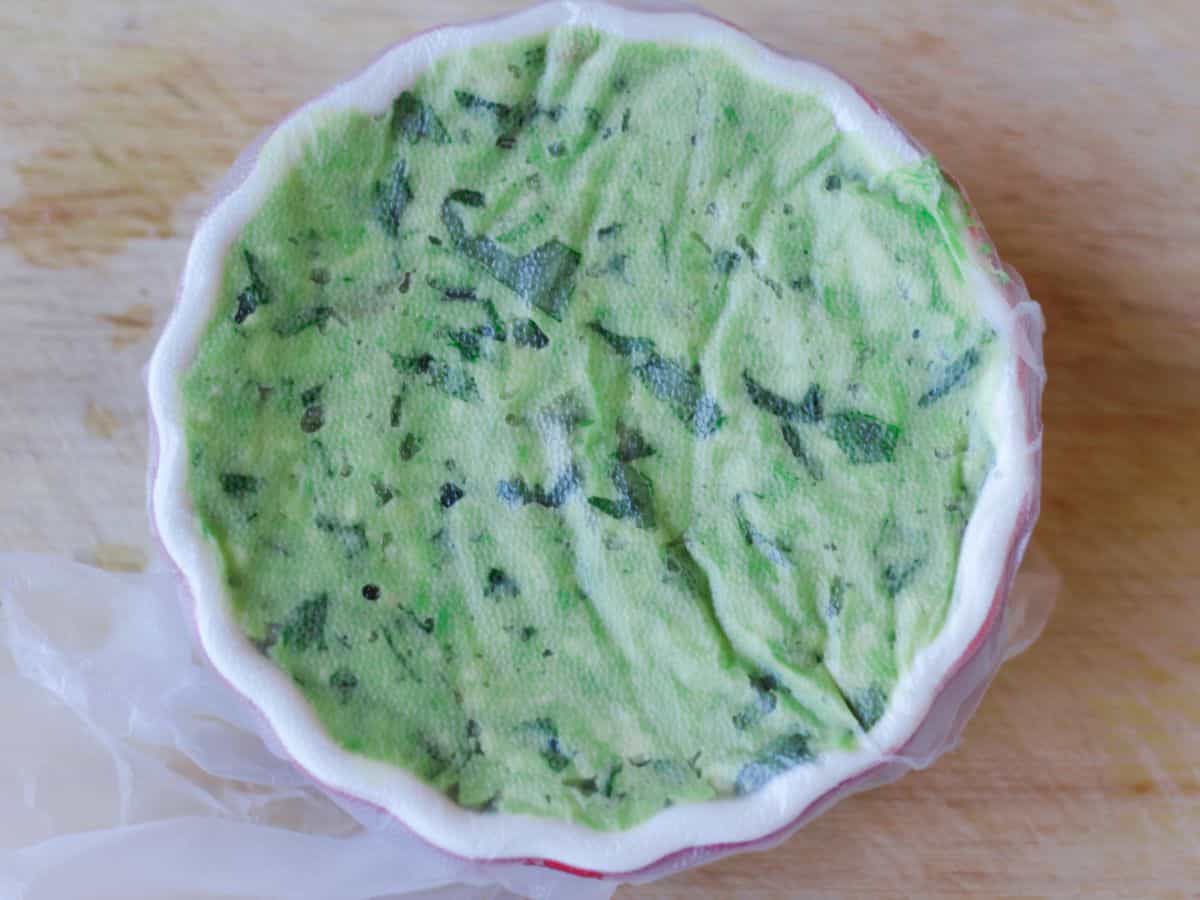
[182,26,1001,829]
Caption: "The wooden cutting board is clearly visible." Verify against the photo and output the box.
[2,1,1197,896]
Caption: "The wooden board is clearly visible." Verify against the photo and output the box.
[2,1,1197,895]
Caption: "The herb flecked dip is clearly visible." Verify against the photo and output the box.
[182,27,1002,830]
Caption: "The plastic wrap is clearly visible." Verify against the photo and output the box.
[0,546,1054,897]
[3,1,1054,895]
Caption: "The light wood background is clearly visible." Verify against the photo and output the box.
[2,1,1197,896]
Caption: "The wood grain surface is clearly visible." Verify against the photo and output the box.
[2,1,1197,896]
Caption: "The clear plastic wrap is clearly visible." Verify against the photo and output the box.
[0,546,1054,897]
[3,1,1054,895]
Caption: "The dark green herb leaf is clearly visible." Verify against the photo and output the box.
[735,234,759,263]
[301,385,323,406]
[399,432,422,461]
[314,517,368,557]
[735,498,791,567]
[448,328,481,362]
[484,567,520,598]
[828,410,900,463]
[589,460,655,528]
[440,285,477,301]
[389,393,404,428]
[497,476,529,506]
[882,559,923,598]
[393,352,479,402]
[524,718,572,772]
[512,318,549,349]
[281,593,329,652]
[734,732,813,795]
[454,89,514,123]
[732,687,777,731]
[713,249,741,275]
[587,496,628,519]
[780,423,824,481]
[441,193,581,319]
[524,45,547,69]
[300,405,325,433]
[391,91,450,145]
[439,482,464,508]
[233,249,271,324]
[219,473,259,496]
[616,421,655,462]
[848,683,887,730]
[372,479,395,506]
[597,222,623,240]
[375,159,412,238]
[589,323,724,437]
[742,371,823,424]
[329,668,358,703]
[873,517,925,598]
[918,347,980,407]
[497,465,581,509]
[613,462,655,528]
[538,465,582,507]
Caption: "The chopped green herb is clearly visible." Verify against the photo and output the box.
[375,159,412,238]
[389,393,404,428]
[733,732,812,795]
[615,421,655,462]
[828,411,900,464]
[735,500,792,568]
[329,668,359,703]
[314,517,368,557]
[743,371,824,424]
[441,192,581,319]
[781,423,825,481]
[485,567,520,598]
[448,328,482,362]
[589,322,723,437]
[588,460,656,528]
[399,432,422,461]
[391,91,450,145]
[713,250,741,275]
[439,482,465,508]
[512,318,549,349]
[497,465,582,509]
[219,473,259,496]
[233,249,271,324]
[735,234,759,263]
[280,594,329,653]
[393,353,480,402]
[848,684,887,730]
[919,347,980,407]
[372,479,395,506]
[525,718,572,772]
[300,404,325,433]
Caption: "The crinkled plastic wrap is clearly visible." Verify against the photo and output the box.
[0,545,1054,898]
[2,1,1054,896]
